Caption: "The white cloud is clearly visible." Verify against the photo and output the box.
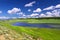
[0,16,10,19]
[28,9,31,12]
[52,9,60,17]
[46,12,53,17]
[55,4,60,8]
[30,13,39,18]
[43,6,54,10]
[39,9,60,17]
[20,9,60,18]
[17,12,26,17]
[39,12,53,17]
[0,11,2,13]
[7,8,21,14]
[25,1,36,7]
[43,4,60,11]
[39,14,46,17]
[22,13,39,18]
[33,8,42,12]
[30,13,39,16]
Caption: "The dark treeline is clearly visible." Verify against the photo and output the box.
[36,17,60,19]
[25,17,60,19]
[0,17,60,20]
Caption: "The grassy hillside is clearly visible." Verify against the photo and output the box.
[0,19,60,40]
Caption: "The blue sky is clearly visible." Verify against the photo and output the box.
[0,0,60,19]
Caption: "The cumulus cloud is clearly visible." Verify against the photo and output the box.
[43,6,54,10]
[17,12,26,17]
[25,9,60,18]
[52,9,60,16]
[46,10,60,17]
[0,16,10,19]
[7,4,60,18]
[0,11,2,13]
[28,9,31,12]
[39,12,53,17]
[33,8,42,12]
[25,1,36,7]
[7,8,21,14]
[0,16,18,19]
[30,13,39,18]
[43,4,60,10]
[39,14,46,17]
[46,12,53,17]
[39,9,60,17]
[55,4,60,8]
[30,13,39,16]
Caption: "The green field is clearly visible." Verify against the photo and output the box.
[0,19,60,40]
[7,18,60,23]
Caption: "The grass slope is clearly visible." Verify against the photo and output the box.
[0,19,60,40]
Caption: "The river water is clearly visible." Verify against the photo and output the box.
[13,22,60,28]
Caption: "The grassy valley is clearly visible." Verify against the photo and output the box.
[0,18,60,40]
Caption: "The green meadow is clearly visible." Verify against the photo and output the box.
[8,18,60,23]
[0,18,60,40]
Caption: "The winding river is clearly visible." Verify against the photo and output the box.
[13,22,60,28]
